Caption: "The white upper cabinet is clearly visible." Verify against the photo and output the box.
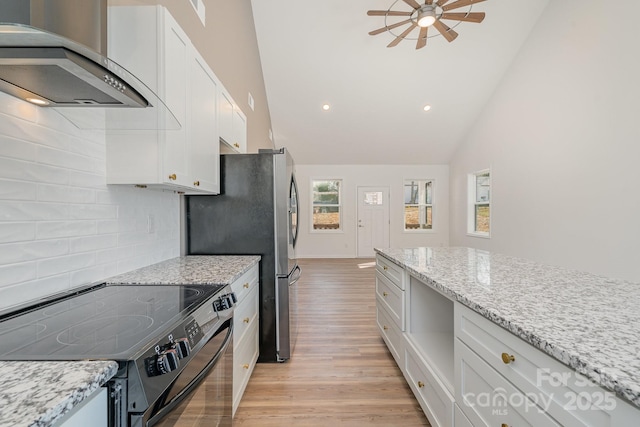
[106,5,219,194]
[218,84,247,153]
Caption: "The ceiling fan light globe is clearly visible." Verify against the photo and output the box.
[417,14,436,27]
[417,6,436,27]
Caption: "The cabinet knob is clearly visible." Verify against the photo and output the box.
[501,424,509,427]
[243,282,249,288]
[193,180,200,186]
[417,381,425,388]
[383,265,388,271]
[383,325,388,331]
[501,352,515,364]
[234,143,240,148]
[382,291,388,297]
[168,173,177,181]
[243,364,249,369]
[243,317,250,323]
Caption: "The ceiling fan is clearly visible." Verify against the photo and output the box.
[368,0,487,49]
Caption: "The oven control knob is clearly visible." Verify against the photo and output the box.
[213,293,236,312]
[157,348,180,374]
[173,338,191,359]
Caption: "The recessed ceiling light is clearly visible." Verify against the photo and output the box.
[322,104,330,111]
[423,105,432,112]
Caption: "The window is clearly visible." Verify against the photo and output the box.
[404,179,433,230]
[312,179,342,231]
[468,170,490,236]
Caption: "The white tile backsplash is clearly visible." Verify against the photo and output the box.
[0,93,180,311]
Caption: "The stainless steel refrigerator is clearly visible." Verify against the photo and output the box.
[185,148,301,362]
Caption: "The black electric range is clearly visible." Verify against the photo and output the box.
[0,282,237,427]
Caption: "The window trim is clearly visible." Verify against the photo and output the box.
[403,178,436,233]
[467,169,491,238]
[310,178,343,233]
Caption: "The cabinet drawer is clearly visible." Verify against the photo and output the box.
[456,338,561,426]
[376,306,404,369]
[230,264,259,304]
[454,403,473,427]
[405,338,454,427]
[376,255,404,290]
[455,303,615,427]
[233,285,258,348]
[376,272,404,330]
[233,317,259,415]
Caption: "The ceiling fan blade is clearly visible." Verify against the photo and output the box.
[388,23,418,48]
[442,0,486,12]
[367,10,413,16]
[440,12,486,23]
[369,18,412,36]
[436,0,452,6]
[402,0,422,9]
[433,20,458,42]
[416,26,428,49]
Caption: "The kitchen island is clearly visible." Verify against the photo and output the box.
[375,246,640,426]
[0,255,260,427]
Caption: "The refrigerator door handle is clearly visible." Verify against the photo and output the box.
[289,265,302,286]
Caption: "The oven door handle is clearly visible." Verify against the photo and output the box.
[146,319,233,426]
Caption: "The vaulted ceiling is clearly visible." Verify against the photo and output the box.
[251,0,549,165]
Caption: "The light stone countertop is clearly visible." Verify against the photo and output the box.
[107,255,260,285]
[376,247,640,409]
[0,255,260,427]
[0,361,118,427]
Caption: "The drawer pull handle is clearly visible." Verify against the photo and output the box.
[501,353,515,364]
[383,265,388,271]
[383,291,388,297]
[243,364,249,369]
[501,424,509,427]
[383,325,388,331]
[243,317,250,323]
[417,381,425,388]
[193,180,200,186]
[243,282,249,288]
[168,173,177,181]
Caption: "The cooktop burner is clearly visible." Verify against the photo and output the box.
[0,283,225,360]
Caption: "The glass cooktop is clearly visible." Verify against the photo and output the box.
[0,284,224,360]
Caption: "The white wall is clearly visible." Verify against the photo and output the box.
[0,93,180,311]
[449,0,640,281]
[296,164,449,258]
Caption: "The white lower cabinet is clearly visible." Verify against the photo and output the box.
[455,303,639,427]
[405,338,454,427]
[375,255,406,369]
[375,257,640,427]
[230,264,259,416]
[55,388,107,427]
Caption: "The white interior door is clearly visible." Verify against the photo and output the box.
[357,187,390,257]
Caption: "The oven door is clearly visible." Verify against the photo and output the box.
[134,319,233,427]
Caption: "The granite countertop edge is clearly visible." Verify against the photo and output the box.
[0,361,118,427]
[375,248,640,409]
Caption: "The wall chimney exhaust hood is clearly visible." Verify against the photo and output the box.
[0,0,179,130]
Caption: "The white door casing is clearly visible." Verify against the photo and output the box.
[357,187,390,257]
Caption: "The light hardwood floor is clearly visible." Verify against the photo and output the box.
[233,258,430,426]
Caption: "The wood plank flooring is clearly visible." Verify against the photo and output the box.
[233,258,430,426]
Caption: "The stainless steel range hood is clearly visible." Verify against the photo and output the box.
[0,0,179,130]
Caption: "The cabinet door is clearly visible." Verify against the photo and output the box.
[218,87,234,146]
[161,11,189,188]
[58,388,107,427]
[188,48,220,194]
[232,108,247,153]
